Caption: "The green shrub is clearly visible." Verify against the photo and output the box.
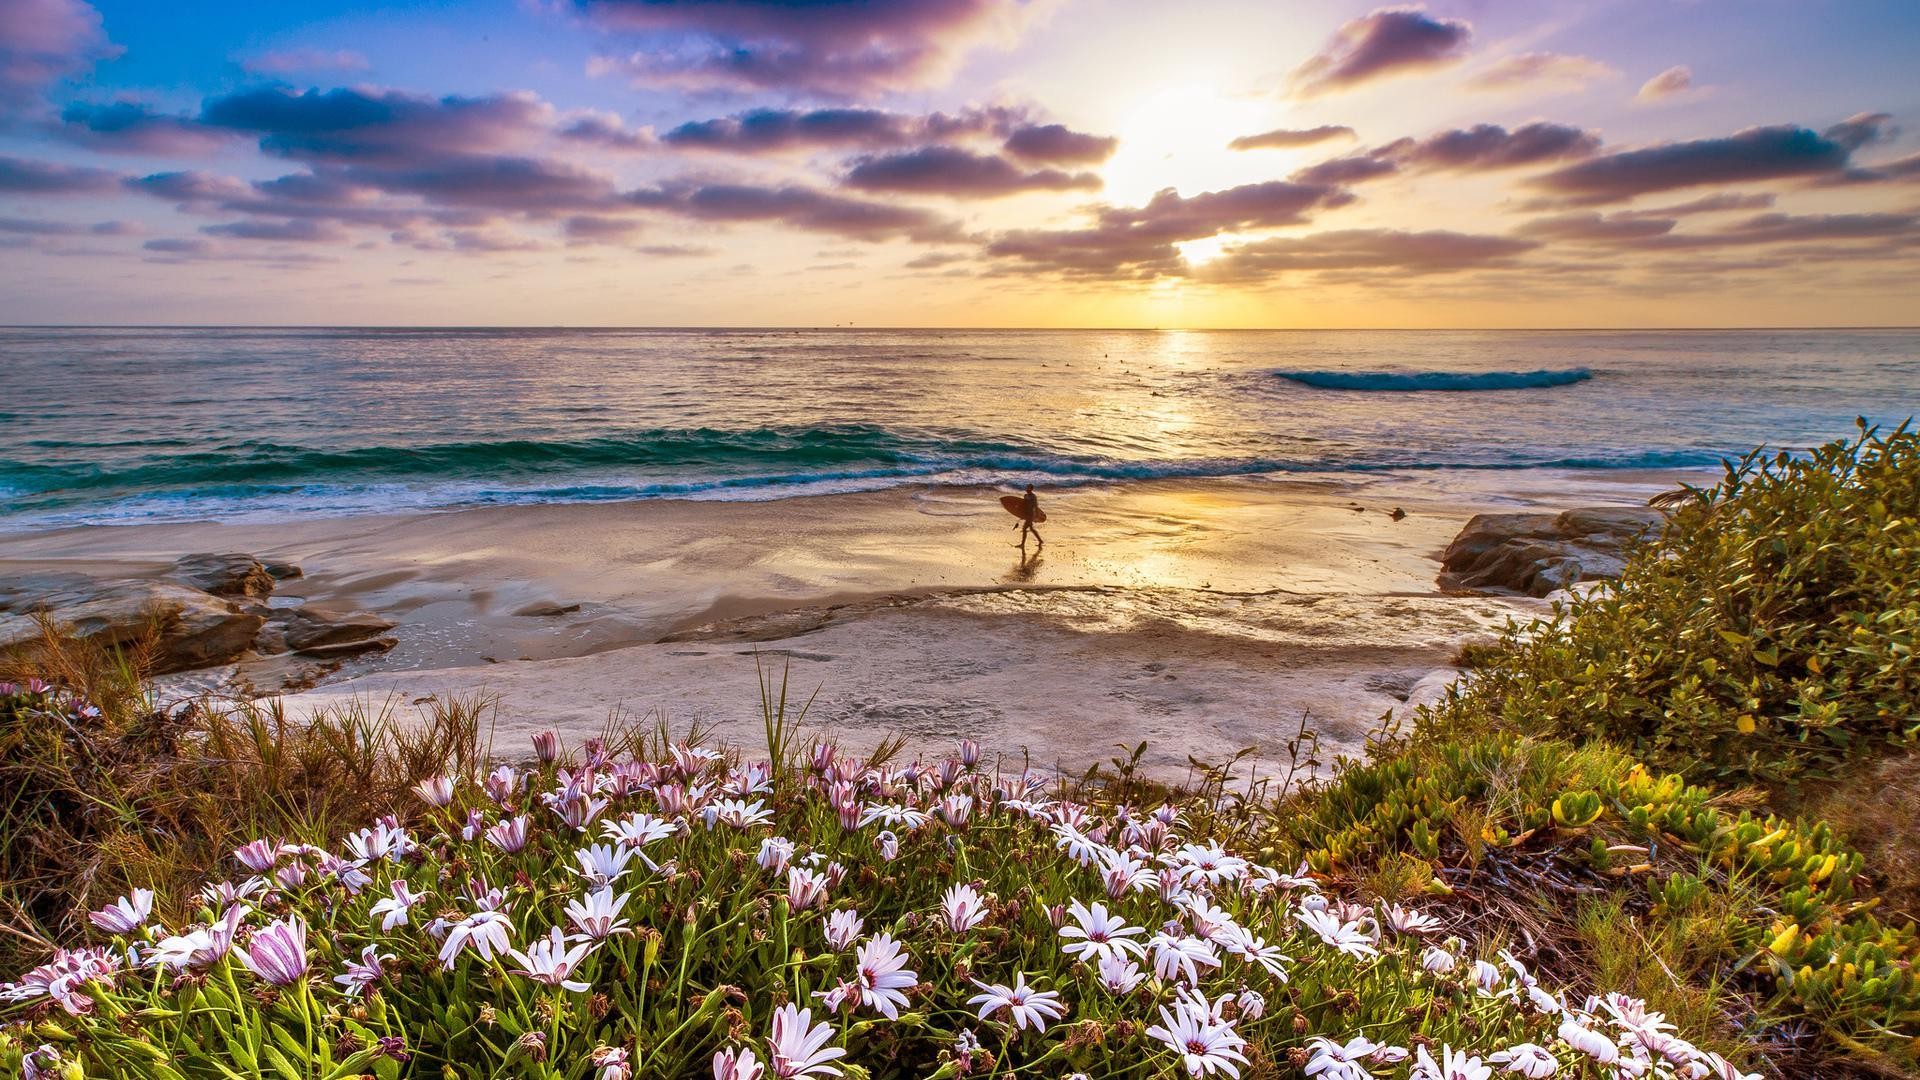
[1420,421,1920,791]
[1268,732,1920,1068]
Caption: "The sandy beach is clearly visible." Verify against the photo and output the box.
[0,466,1701,776]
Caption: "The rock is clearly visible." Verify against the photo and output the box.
[0,576,266,674]
[1440,505,1663,597]
[171,553,276,598]
[513,601,581,617]
[275,605,397,654]
[264,562,303,581]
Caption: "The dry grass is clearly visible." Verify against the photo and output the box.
[1808,750,1920,926]
[0,621,486,969]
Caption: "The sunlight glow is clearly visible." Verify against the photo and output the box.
[1099,85,1283,206]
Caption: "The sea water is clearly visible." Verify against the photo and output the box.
[1,326,1916,527]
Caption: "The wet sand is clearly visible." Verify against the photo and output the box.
[0,469,1700,776]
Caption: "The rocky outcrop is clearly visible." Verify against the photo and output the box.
[1440,506,1664,597]
[0,572,266,674]
[169,553,276,598]
[277,605,396,656]
[1,555,397,687]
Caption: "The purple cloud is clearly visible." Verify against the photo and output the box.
[635,243,715,257]
[0,154,122,193]
[1531,124,1859,204]
[1228,125,1356,151]
[986,180,1355,278]
[1197,228,1536,282]
[626,180,959,241]
[241,49,371,75]
[558,112,656,152]
[1290,153,1398,186]
[1517,209,1919,252]
[1002,123,1116,165]
[843,145,1099,198]
[202,218,347,243]
[335,155,619,211]
[1289,6,1472,98]
[1386,122,1600,170]
[55,101,231,154]
[1613,192,1775,219]
[658,105,1032,155]
[0,0,116,111]
[1823,112,1895,152]
[577,0,1038,96]
[125,170,254,203]
[1289,122,1598,185]
[1464,52,1616,94]
[0,216,136,236]
[564,214,644,242]
[200,87,554,164]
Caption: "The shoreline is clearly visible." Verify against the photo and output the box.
[0,468,1705,774]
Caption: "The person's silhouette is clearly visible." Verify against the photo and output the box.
[1016,484,1043,548]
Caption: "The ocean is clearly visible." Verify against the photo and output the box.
[2,326,1916,528]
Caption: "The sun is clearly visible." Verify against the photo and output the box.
[1099,84,1291,207]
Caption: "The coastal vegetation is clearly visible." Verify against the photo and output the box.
[3,425,1917,1077]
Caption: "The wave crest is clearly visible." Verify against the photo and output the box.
[1273,368,1594,392]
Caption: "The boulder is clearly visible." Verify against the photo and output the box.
[0,577,265,674]
[276,604,397,655]
[1440,506,1663,597]
[171,553,276,598]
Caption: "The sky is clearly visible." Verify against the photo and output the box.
[1,0,1918,328]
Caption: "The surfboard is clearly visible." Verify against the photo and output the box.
[1000,494,1046,523]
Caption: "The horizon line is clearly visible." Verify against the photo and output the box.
[4,323,1919,333]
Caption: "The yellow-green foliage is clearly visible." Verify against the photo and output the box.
[1274,733,1920,1061]
[1424,422,1920,790]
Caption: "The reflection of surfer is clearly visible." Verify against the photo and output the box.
[1017,484,1043,548]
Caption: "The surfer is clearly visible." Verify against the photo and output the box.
[1017,484,1043,548]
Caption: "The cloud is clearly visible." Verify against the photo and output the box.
[1290,153,1399,186]
[0,0,116,111]
[564,214,644,242]
[843,145,1099,198]
[576,0,1041,96]
[1228,125,1356,151]
[1515,212,1678,243]
[558,112,655,152]
[658,105,1029,154]
[1385,121,1600,169]
[1289,121,1599,185]
[625,181,959,241]
[54,101,231,154]
[1465,52,1617,94]
[1197,228,1536,282]
[0,154,121,193]
[1530,124,1859,204]
[200,86,555,164]
[1612,192,1775,219]
[1844,150,1920,184]
[635,243,715,257]
[1515,209,1919,252]
[0,216,135,236]
[241,49,371,75]
[202,218,348,243]
[985,179,1355,277]
[335,155,619,211]
[1823,112,1895,152]
[1002,123,1116,165]
[1288,6,1472,98]
[126,170,257,204]
[1636,65,1697,104]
